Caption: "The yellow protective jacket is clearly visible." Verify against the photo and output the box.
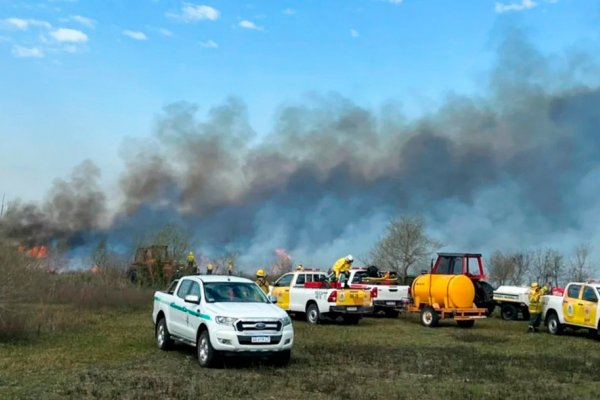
[528,286,549,314]
[256,277,270,294]
[187,253,195,263]
[332,257,351,279]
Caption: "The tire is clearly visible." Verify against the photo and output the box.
[342,315,360,325]
[156,318,173,350]
[306,303,320,324]
[272,350,291,367]
[197,330,220,368]
[420,306,439,327]
[501,304,518,321]
[384,309,400,318]
[457,320,475,328]
[547,313,563,335]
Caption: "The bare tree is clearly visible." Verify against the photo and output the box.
[489,251,513,287]
[370,215,441,282]
[530,248,565,287]
[152,223,194,263]
[568,243,593,282]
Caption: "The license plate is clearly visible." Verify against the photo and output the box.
[251,336,270,343]
[347,307,357,311]
[386,301,396,305]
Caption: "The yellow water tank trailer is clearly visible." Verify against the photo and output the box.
[411,274,475,309]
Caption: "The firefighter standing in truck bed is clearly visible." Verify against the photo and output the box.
[331,255,354,288]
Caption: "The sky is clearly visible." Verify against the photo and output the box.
[1,0,600,270]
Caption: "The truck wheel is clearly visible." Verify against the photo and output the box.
[501,304,518,321]
[156,318,173,350]
[197,330,220,368]
[306,303,320,324]
[272,350,291,367]
[547,313,563,335]
[384,309,400,318]
[457,320,475,328]
[420,306,439,327]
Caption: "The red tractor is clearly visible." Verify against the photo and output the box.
[431,253,496,315]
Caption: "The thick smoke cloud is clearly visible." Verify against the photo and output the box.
[3,29,600,269]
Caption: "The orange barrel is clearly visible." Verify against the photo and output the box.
[411,274,475,309]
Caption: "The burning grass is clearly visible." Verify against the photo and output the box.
[2,311,600,399]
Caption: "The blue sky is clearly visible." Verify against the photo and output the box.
[1,0,599,204]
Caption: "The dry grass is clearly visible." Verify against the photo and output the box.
[2,309,600,399]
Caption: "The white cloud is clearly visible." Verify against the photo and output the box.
[350,29,359,38]
[3,18,51,30]
[199,40,218,48]
[283,8,296,15]
[495,0,537,13]
[239,20,263,31]
[169,3,220,22]
[70,15,95,28]
[11,45,44,58]
[123,30,148,40]
[159,28,173,37]
[49,28,88,43]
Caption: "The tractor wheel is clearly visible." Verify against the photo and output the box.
[420,306,439,328]
[457,320,475,328]
[501,304,518,321]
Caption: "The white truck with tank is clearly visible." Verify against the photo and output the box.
[270,270,374,324]
[153,275,294,367]
[542,281,600,337]
[493,285,530,321]
[348,267,410,317]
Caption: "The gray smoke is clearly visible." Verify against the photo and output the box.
[3,28,600,268]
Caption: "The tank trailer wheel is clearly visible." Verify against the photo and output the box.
[501,303,518,321]
[420,306,439,327]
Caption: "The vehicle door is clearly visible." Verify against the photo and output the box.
[581,285,598,328]
[289,273,307,310]
[562,284,582,325]
[170,279,193,337]
[182,281,202,340]
[271,273,294,310]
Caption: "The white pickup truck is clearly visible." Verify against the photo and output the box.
[542,281,600,337]
[270,270,374,324]
[493,285,530,321]
[153,275,294,367]
[348,268,410,318]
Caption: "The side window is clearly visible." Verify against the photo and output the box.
[352,272,367,283]
[582,286,598,303]
[466,258,480,275]
[295,274,306,286]
[188,282,201,298]
[436,257,451,274]
[567,284,581,299]
[177,280,193,299]
[452,257,463,274]
[275,274,294,287]
[166,280,179,295]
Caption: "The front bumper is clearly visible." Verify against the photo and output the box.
[210,326,294,352]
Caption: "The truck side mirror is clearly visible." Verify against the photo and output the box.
[184,295,200,304]
[267,295,278,304]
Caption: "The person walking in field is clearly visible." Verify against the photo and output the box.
[256,269,270,294]
[330,255,354,288]
[528,282,550,333]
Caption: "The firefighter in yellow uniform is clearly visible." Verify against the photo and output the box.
[187,251,196,272]
[331,254,354,288]
[206,262,214,275]
[256,269,270,294]
[528,282,550,333]
[296,264,304,271]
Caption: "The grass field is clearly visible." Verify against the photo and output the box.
[2,308,600,400]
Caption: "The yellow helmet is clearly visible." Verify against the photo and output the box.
[256,269,265,277]
[188,251,194,256]
[296,264,304,271]
[531,282,539,288]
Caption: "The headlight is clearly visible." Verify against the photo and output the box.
[215,316,237,326]
[281,316,292,327]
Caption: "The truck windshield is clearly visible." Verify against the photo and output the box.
[204,282,268,303]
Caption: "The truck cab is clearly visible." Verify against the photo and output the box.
[543,281,600,336]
